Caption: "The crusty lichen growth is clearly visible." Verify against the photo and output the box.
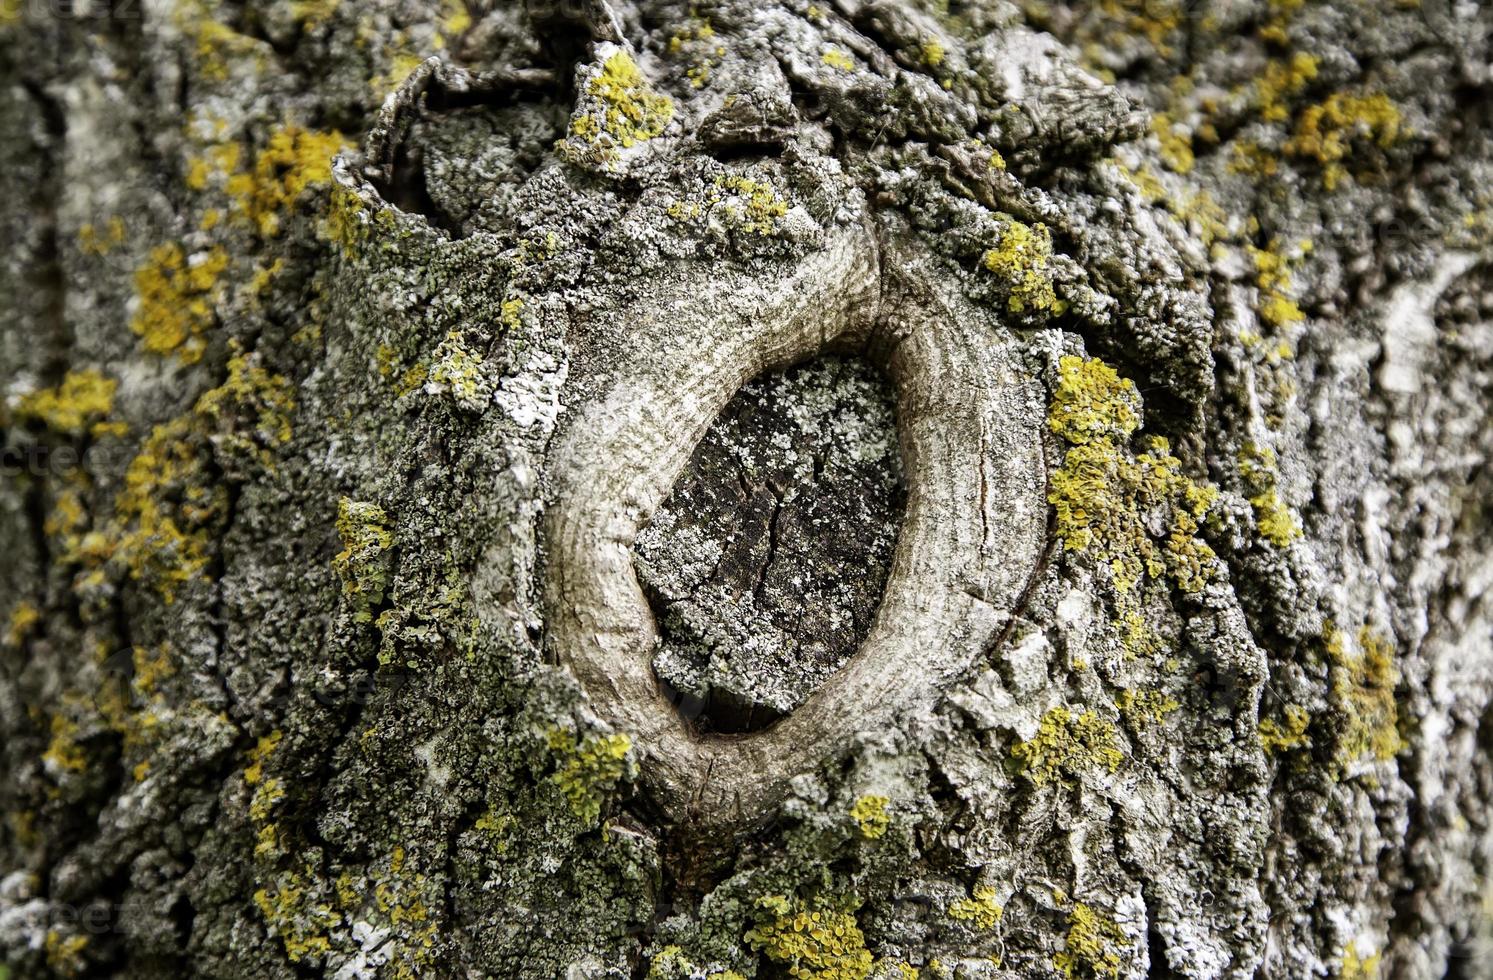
[13,370,121,437]
[226,125,347,237]
[1239,442,1303,548]
[1259,704,1312,755]
[745,894,874,980]
[427,331,492,410]
[713,174,790,236]
[1054,903,1129,979]
[5,601,40,647]
[1012,706,1123,787]
[1117,689,1180,726]
[981,215,1062,315]
[1047,355,1141,448]
[647,945,747,980]
[1330,625,1404,767]
[821,46,855,72]
[848,794,890,840]
[1340,944,1382,979]
[567,49,674,165]
[1284,91,1402,190]
[46,354,290,601]
[547,729,633,825]
[948,886,1003,930]
[130,243,230,363]
[1047,356,1219,596]
[1249,238,1308,330]
[332,498,394,621]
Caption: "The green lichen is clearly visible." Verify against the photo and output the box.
[1054,903,1129,979]
[332,498,394,621]
[848,794,890,840]
[981,215,1062,314]
[948,886,1003,930]
[1012,706,1124,787]
[547,729,633,825]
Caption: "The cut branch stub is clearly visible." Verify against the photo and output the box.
[543,225,1046,827]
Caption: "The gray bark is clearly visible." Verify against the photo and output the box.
[2,1,1492,978]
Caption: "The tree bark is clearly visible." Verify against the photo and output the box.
[2,1,1492,978]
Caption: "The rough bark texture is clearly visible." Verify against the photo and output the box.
[2,1,1492,978]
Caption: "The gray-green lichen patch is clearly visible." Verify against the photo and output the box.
[634,355,904,730]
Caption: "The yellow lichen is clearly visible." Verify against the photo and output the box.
[14,370,119,437]
[227,125,347,237]
[1047,357,1219,596]
[5,602,39,647]
[500,297,525,332]
[948,886,1003,930]
[333,498,394,621]
[1341,944,1381,979]
[1330,625,1403,766]
[1012,706,1123,787]
[1253,52,1319,123]
[1047,355,1141,446]
[1152,113,1194,174]
[547,728,633,825]
[1285,92,1402,189]
[821,47,855,71]
[130,243,230,363]
[745,895,874,980]
[78,216,126,256]
[1117,689,1180,726]
[1054,903,1129,979]
[1259,704,1311,754]
[647,945,747,980]
[981,215,1061,314]
[849,794,890,839]
[568,50,673,161]
[1239,443,1303,547]
[713,174,790,236]
[428,331,491,410]
[667,14,724,89]
[194,350,296,460]
[253,870,337,963]
[42,714,88,775]
[1249,239,1308,329]
[44,930,89,977]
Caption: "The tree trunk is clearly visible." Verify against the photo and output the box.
[3,1,1492,977]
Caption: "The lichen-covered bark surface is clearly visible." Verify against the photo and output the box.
[1,1,1492,978]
